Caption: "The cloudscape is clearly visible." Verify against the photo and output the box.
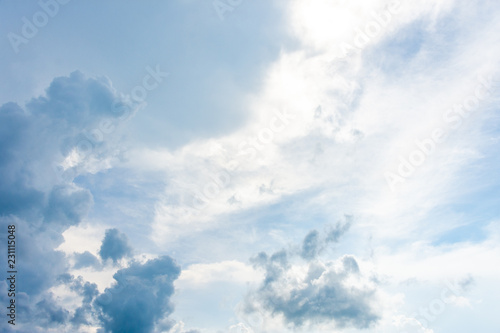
[0,0,499,332]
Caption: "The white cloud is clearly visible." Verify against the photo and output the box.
[117,1,500,331]
[136,0,499,254]
[178,260,263,287]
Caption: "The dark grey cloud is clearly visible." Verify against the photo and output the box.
[71,306,92,327]
[0,218,93,333]
[54,274,100,307]
[99,228,133,263]
[244,218,379,330]
[43,185,93,230]
[301,230,320,260]
[326,215,353,243]
[0,270,96,332]
[0,218,68,297]
[34,297,70,327]
[27,71,123,127]
[0,70,191,332]
[67,275,99,327]
[0,102,44,217]
[300,216,352,261]
[251,250,289,286]
[74,251,101,270]
[0,71,137,332]
[95,256,181,333]
[0,70,137,230]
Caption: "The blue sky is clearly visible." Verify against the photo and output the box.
[0,0,499,332]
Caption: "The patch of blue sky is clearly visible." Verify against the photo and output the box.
[431,174,500,246]
[0,0,293,148]
[364,5,497,80]
[73,168,164,245]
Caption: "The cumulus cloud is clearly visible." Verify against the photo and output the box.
[0,70,137,332]
[243,219,379,330]
[0,70,137,230]
[66,275,100,327]
[94,256,181,333]
[73,251,101,270]
[301,215,352,260]
[0,71,137,192]
[34,296,71,327]
[0,70,188,332]
[326,215,353,243]
[99,228,133,263]
[44,185,93,230]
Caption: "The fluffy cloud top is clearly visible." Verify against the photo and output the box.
[99,228,133,263]
[95,256,181,333]
[73,251,100,270]
[0,71,139,332]
[244,220,380,330]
